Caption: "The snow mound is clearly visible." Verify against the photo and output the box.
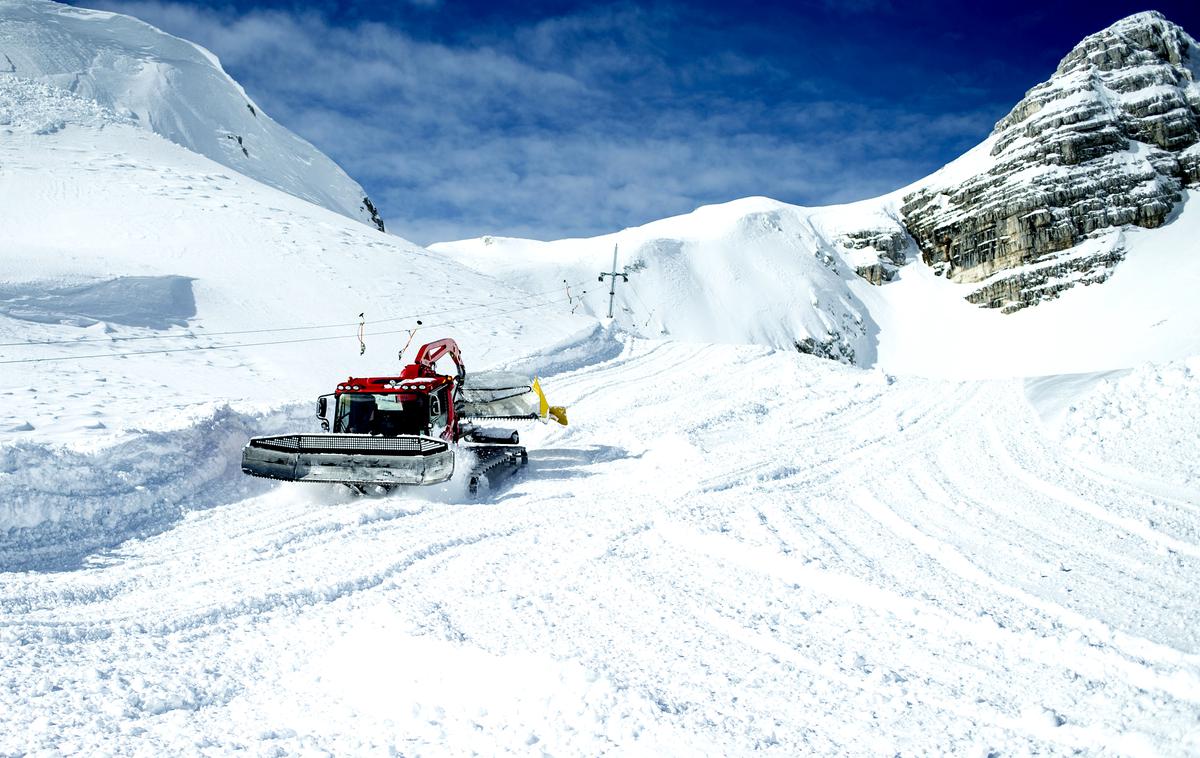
[0,71,128,131]
[1054,357,1200,490]
[0,0,378,225]
[432,196,913,366]
[0,404,290,571]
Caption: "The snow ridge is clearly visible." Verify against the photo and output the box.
[432,197,912,367]
[0,0,380,226]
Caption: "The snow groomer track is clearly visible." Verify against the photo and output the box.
[2,337,1199,756]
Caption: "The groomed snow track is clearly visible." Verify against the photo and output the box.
[2,337,1199,755]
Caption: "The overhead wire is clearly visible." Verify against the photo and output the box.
[0,280,591,349]
[0,292,574,366]
[623,277,656,328]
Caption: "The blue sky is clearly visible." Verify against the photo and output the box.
[73,0,1200,244]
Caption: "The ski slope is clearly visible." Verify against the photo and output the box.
[2,3,1199,754]
[0,70,591,549]
[2,333,1198,755]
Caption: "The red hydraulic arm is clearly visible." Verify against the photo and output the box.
[412,338,466,385]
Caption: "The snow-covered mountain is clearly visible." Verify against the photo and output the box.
[0,0,384,228]
[433,11,1200,376]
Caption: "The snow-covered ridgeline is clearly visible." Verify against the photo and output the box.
[0,0,382,227]
[432,196,914,366]
[433,185,1200,378]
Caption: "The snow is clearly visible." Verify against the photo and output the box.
[432,197,896,365]
[1,3,1199,755]
[3,334,1199,755]
[1033,357,1200,490]
[0,275,197,328]
[0,68,591,545]
[0,101,590,448]
[0,0,376,225]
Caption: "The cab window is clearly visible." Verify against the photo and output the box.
[335,393,429,435]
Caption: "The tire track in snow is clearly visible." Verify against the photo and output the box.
[657,523,1174,756]
[647,365,1200,751]
[909,385,1199,649]
[987,418,1200,559]
[848,486,1200,700]
[4,339,1199,756]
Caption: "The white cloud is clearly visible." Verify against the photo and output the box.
[73,0,1000,244]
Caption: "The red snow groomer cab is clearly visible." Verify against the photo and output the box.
[240,338,566,495]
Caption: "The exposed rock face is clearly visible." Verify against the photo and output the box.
[793,333,855,364]
[362,196,385,233]
[837,229,910,285]
[900,11,1200,312]
[963,227,1128,313]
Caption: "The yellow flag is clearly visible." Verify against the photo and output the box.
[532,377,549,417]
[532,378,568,426]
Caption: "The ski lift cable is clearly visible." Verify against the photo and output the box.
[624,279,653,313]
[623,278,656,326]
[0,294,575,366]
[0,280,592,349]
[0,279,585,350]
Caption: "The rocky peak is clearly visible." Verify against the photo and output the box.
[900,11,1200,312]
[993,11,1199,157]
[1056,11,1191,75]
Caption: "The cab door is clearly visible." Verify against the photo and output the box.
[429,386,451,440]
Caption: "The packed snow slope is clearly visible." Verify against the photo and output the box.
[2,333,1199,755]
[432,187,1200,378]
[0,0,380,226]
